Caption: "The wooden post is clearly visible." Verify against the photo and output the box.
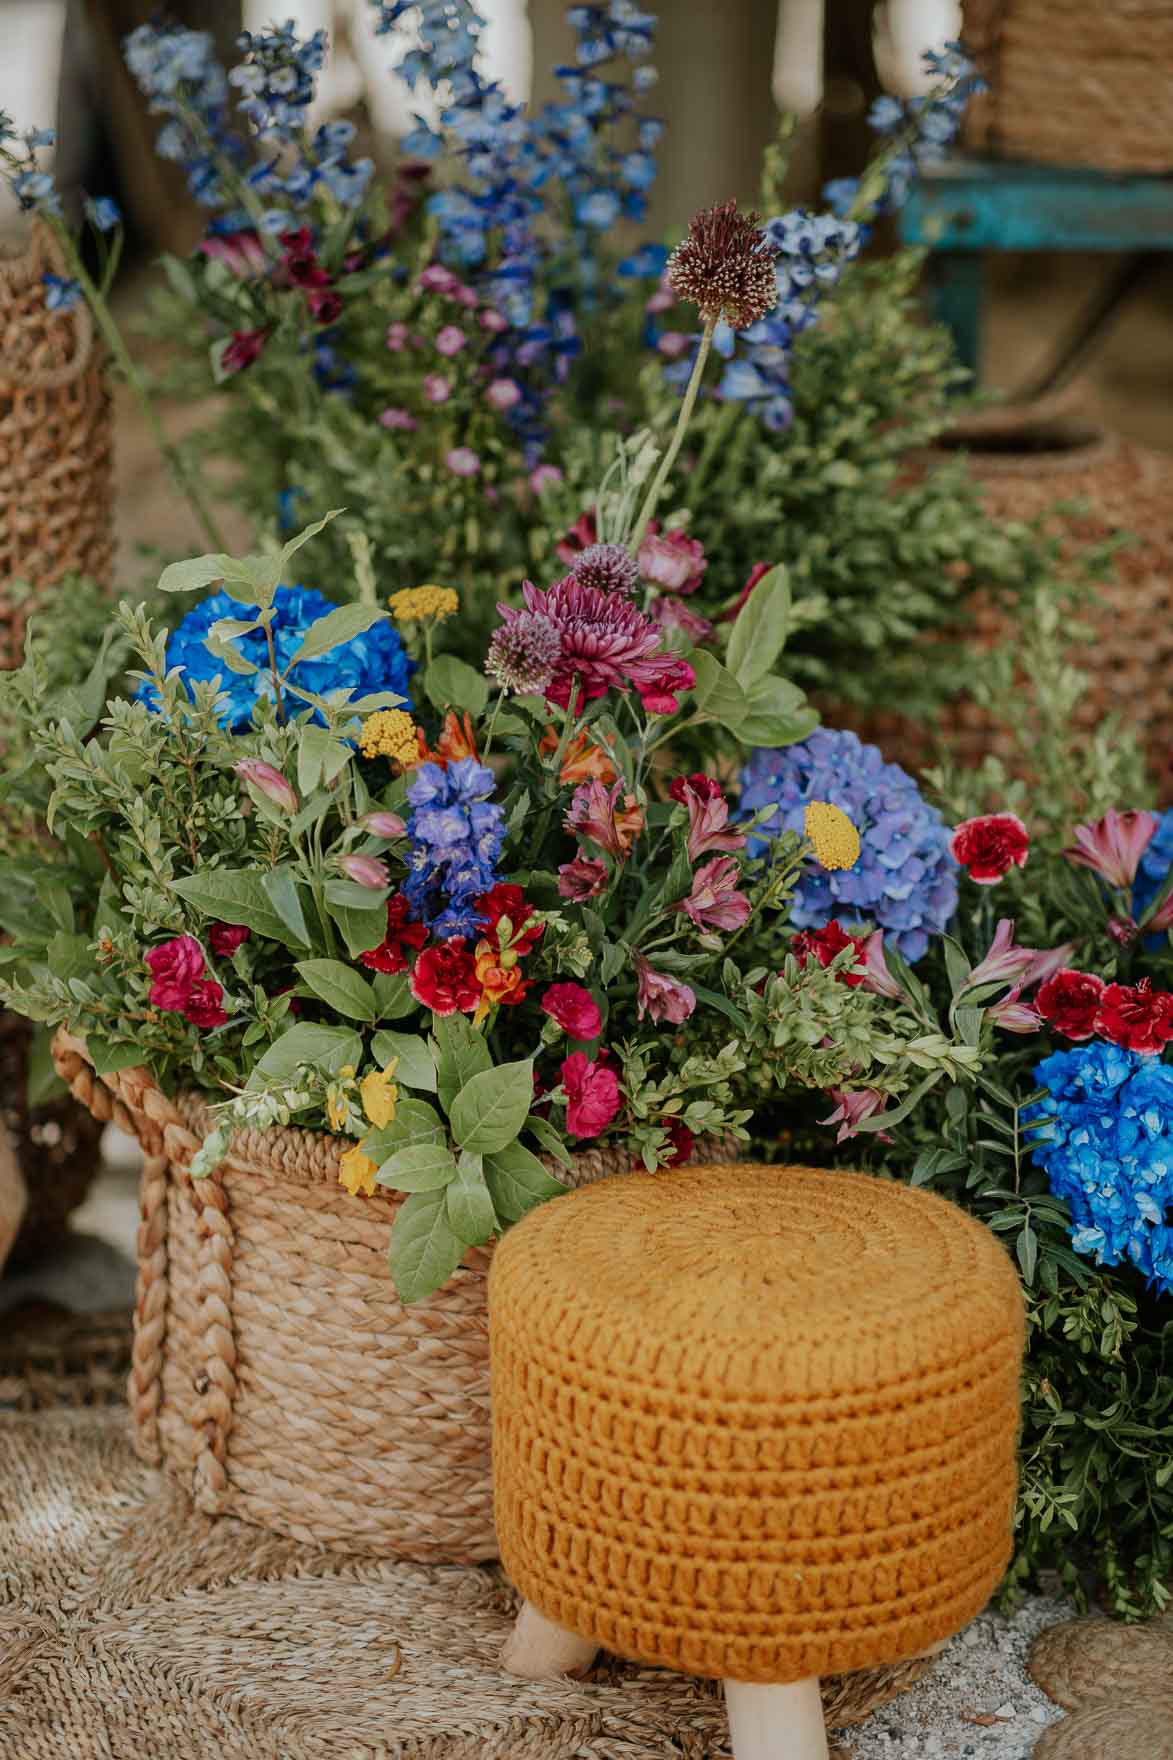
[724,1677,830,1760]
[500,1600,599,1680]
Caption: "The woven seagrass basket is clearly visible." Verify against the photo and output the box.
[50,1028,734,1563]
[0,224,114,631]
[963,0,1173,173]
[838,414,1173,788]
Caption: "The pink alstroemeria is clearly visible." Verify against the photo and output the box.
[635,957,697,1025]
[1064,808,1159,892]
[676,777,746,864]
[857,931,903,999]
[1147,893,1173,933]
[986,986,1043,1034]
[821,1087,890,1144]
[557,855,608,900]
[339,853,390,889]
[565,780,645,859]
[363,811,407,840]
[679,857,751,932]
[235,758,297,814]
[199,231,266,278]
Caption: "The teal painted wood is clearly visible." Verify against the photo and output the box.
[900,157,1173,253]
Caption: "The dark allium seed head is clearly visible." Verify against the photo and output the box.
[572,543,640,596]
[666,198,778,329]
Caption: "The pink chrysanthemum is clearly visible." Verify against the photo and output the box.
[498,576,686,710]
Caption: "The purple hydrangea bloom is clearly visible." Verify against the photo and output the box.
[1025,1045,1173,1295]
[738,727,957,961]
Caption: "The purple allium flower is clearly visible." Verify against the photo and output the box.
[423,373,450,403]
[572,543,639,596]
[739,727,957,962]
[486,610,562,695]
[486,377,522,411]
[445,446,480,477]
[435,324,467,356]
[479,307,508,333]
[419,262,459,293]
[380,406,418,431]
[385,321,410,351]
[529,464,563,494]
[667,199,777,329]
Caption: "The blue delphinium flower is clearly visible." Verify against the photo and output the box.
[404,759,505,937]
[738,727,958,961]
[1025,1044,1173,1296]
[42,273,81,312]
[85,195,122,232]
[1133,809,1173,923]
[144,586,415,731]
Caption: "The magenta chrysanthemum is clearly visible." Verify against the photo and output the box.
[497,576,688,710]
[486,610,562,694]
[572,543,639,596]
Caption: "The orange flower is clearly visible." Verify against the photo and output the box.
[539,726,618,786]
[416,709,480,768]
[472,938,528,1025]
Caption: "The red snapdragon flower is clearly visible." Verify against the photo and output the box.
[410,941,481,1015]
[664,1122,695,1165]
[668,773,722,805]
[950,813,1029,885]
[221,327,269,376]
[360,895,429,974]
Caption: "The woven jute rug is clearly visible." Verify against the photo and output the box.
[0,1403,891,1758]
[1027,1612,1173,1760]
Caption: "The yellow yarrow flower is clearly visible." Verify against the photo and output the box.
[804,800,861,872]
[360,1060,399,1130]
[389,584,459,624]
[360,708,420,765]
[338,1143,379,1198]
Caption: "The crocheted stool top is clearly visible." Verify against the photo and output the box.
[489,1162,1024,1685]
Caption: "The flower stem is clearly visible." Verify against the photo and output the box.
[631,313,717,548]
[45,218,227,551]
[263,616,287,725]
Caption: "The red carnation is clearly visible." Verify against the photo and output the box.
[360,894,429,974]
[184,979,227,1030]
[208,922,251,958]
[668,773,722,805]
[663,1122,695,1166]
[541,982,602,1042]
[221,327,269,376]
[561,1051,622,1138]
[1036,969,1105,1041]
[1095,980,1173,1055]
[475,883,543,954]
[145,935,205,1012]
[790,920,868,986]
[410,941,480,1015]
[950,813,1030,885]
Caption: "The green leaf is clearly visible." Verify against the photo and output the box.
[485,1141,566,1222]
[375,1140,458,1192]
[46,931,92,982]
[370,1030,436,1092]
[1017,1222,1039,1285]
[388,1187,467,1303]
[331,903,390,962]
[689,983,749,1031]
[371,971,416,1018]
[250,1023,363,1085]
[156,553,248,595]
[942,936,972,996]
[171,869,304,947]
[25,1027,65,1106]
[852,1069,945,1133]
[202,637,259,679]
[277,509,344,578]
[297,723,338,795]
[324,878,389,911]
[433,1013,492,1113]
[524,1114,572,1169]
[738,677,819,747]
[726,564,790,686]
[689,651,748,731]
[446,1149,497,1244]
[295,958,379,1022]
[424,654,489,718]
[366,1098,445,1165]
[87,1036,148,1078]
[261,867,311,949]
[599,940,626,987]
[286,603,389,669]
[449,1058,534,1154]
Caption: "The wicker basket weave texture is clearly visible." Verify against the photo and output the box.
[963,0,1173,173]
[0,226,114,642]
[50,1029,734,1564]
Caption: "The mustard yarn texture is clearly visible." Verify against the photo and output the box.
[489,1163,1025,1684]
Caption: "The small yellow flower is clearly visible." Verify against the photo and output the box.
[326,1084,351,1132]
[360,1060,399,1130]
[389,585,459,624]
[360,708,420,765]
[339,1143,379,1198]
[804,800,861,872]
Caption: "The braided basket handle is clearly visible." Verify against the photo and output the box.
[50,1028,199,1169]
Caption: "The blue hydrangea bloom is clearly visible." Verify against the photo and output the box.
[738,727,958,961]
[404,759,504,938]
[1025,1044,1173,1296]
[145,586,414,731]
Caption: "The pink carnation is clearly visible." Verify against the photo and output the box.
[637,528,707,595]
[423,373,451,404]
[435,324,466,356]
[445,447,481,477]
[145,935,205,1013]
[561,1051,622,1138]
[541,982,602,1041]
[380,407,418,432]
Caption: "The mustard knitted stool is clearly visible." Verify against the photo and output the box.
[490,1162,1025,1760]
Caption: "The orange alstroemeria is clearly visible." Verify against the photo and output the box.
[472,938,528,1025]
[539,726,618,786]
[416,710,480,768]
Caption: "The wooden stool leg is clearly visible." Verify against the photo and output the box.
[724,1677,829,1760]
[501,1599,599,1680]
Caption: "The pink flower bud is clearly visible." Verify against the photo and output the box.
[363,811,407,840]
[339,853,390,889]
[234,758,297,814]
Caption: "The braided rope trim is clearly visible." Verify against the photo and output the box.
[0,223,96,389]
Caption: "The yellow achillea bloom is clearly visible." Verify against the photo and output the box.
[804,800,861,872]
[338,1143,378,1198]
[360,708,420,765]
[359,1060,399,1130]
[389,584,459,624]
